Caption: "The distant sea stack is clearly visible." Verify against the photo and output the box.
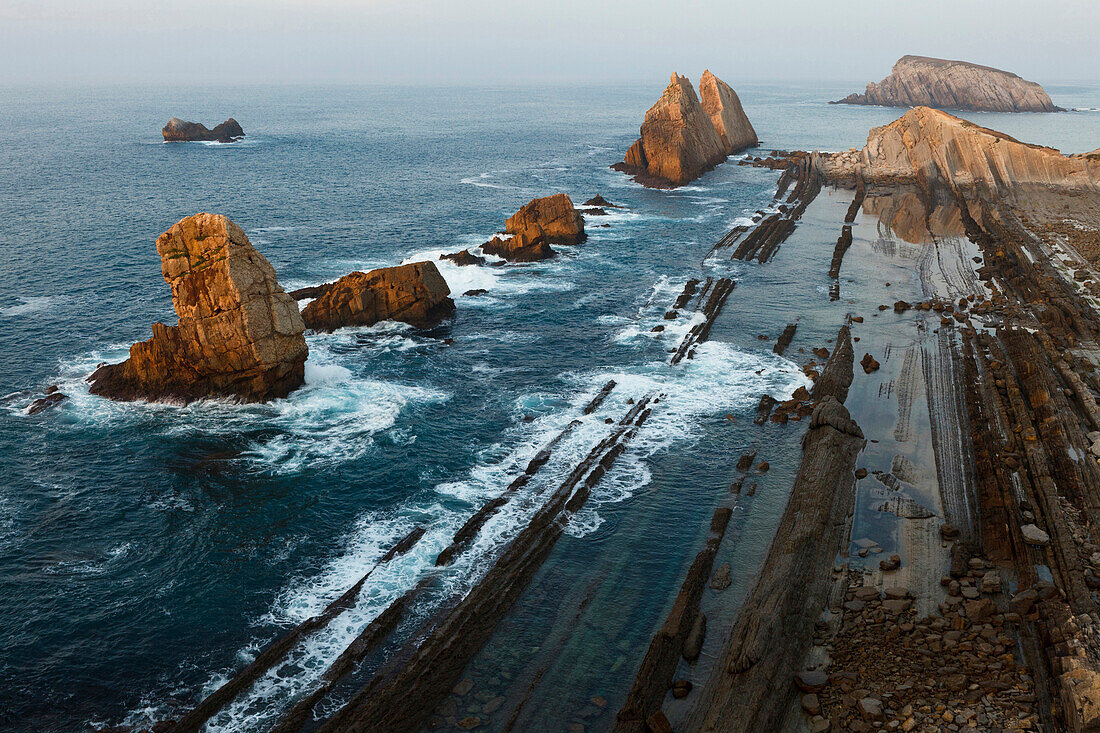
[162,117,245,143]
[298,262,455,332]
[819,106,1100,195]
[613,71,758,188]
[832,55,1061,113]
[89,214,307,404]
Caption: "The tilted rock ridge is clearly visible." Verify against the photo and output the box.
[89,214,307,403]
[699,69,758,154]
[833,55,1060,113]
[299,261,454,332]
[162,117,245,143]
[817,107,1100,195]
[614,72,755,188]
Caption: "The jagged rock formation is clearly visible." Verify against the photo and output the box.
[833,55,1060,113]
[299,262,454,332]
[505,193,586,245]
[480,233,553,263]
[88,214,307,403]
[613,72,757,188]
[818,107,1100,195]
[699,69,758,154]
[162,118,245,143]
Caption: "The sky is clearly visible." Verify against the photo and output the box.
[1,0,1097,85]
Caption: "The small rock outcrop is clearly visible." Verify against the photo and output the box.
[162,117,245,143]
[439,249,486,267]
[89,214,307,403]
[481,233,553,263]
[833,55,1061,113]
[819,107,1100,195]
[299,262,454,332]
[613,72,757,188]
[505,193,586,246]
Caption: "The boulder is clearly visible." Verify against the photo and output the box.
[88,213,307,403]
[833,55,1061,113]
[162,117,245,143]
[1020,523,1051,546]
[699,69,758,154]
[613,72,751,188]
[505,193,586,245]
[300,261,454,332]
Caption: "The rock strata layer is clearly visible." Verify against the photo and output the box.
[89,214,307,403]
[162,117,245,143]
[833,55,1060,113]
[818,107,1100,195]
[613,72,756,188]
[300,262,454,332]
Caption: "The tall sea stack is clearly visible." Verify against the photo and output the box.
[89,214,308,403]
[613,72,758,188]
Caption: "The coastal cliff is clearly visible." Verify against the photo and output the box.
[299,262,454,332]
[162,118,245,143]
[818,106,1100,195]
[88,214,307,403]
[833,55,1060,113]
[613,72,756,188]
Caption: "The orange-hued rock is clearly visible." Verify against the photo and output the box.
[89,214,307,404]
[614,72,756,188]
[300,261,454,332]
[699,69,758,154]
[505,193,586,245]
[481,232,555,263]
[162,117,245,143]
[833,56,1060,113]
[819,107,1100,195]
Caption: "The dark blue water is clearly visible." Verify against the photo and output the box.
[1,81,1098,732]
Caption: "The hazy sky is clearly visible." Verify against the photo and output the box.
[2,0,1097,85]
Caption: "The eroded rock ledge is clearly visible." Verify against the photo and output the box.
[162,117,245,143]
[297,261,454,332]
[833,55,1061,113]
[613,71,757,188]
[89,214,307,403]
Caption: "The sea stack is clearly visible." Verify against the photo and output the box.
[613,72,757,188]
[299,262,455,332]
[833,56,1061,113]
[451,193,586,263]
[162,117,246,143]
[88,214,307,403]
[818,106,1100,195]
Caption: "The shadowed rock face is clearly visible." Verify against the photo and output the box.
[300,261,454,332]
[614,72,756,188]
[162,117,245,143]
[699,69,758,154]
[833,55,1060,113]
[819,107,1100,195]
[89,214,307,403]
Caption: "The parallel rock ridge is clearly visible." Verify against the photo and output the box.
[613,71,757,188]
[818,106,1100,195]
[833,55,1060,113]
[89,214,307,403]
[162,117,245,143]
[299,261,454,332]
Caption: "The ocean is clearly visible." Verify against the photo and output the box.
[1,80,1098,732]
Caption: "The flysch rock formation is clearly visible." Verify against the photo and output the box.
[613,72,757,188]
[162,117,245,143]
[298,261,454,332]
[88,214,307,404]
[444,193,586,264]
[818,106,1100,196]
[833,55,1061,113]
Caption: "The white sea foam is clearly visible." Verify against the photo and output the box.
[1,295,64,317]
[460,172,506,189]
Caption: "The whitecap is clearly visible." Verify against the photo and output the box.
[1,295,64,317]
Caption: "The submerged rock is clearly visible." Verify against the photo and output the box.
[88,213,307,403]
[833,55,1060,113]
[613,71,756,188]
[162,117,245,143]
[300,261,454,332]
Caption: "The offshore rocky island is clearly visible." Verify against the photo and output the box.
[30,60,1100,733]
